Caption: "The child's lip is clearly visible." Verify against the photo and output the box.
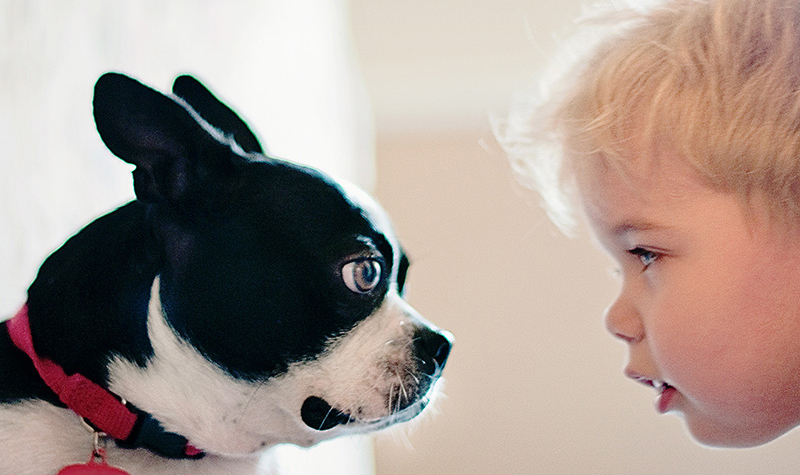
[656,385,678,414]
[624,368,677,413]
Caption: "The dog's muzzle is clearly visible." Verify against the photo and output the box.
[301,327,452,431]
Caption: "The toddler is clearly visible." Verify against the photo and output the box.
[499,0,800,447]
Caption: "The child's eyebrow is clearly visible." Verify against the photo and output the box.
[612,221,663,237]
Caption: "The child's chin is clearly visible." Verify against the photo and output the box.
[686,419,788,449]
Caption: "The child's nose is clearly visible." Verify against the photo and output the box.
[603,292,644,344]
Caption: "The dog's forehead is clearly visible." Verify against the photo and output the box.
[245,164,397,252]
[336,180,400,258]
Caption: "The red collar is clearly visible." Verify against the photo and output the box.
[6,304,203,459]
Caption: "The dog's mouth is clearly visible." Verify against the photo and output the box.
[300,390,435,432]
[300,396,355,431]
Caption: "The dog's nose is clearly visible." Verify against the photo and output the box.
[413,327,453,376]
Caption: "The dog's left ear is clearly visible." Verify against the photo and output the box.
[93,72,242,206]
[172,75,264,155]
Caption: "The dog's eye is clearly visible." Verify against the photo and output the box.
[342,259,382,293]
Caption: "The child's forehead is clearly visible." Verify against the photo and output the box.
[576,149,792,241]
[574,143,705,199]
[576,148,721,225]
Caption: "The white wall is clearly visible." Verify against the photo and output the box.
[0,1,373,473]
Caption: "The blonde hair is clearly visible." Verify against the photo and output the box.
[498,0,800,233]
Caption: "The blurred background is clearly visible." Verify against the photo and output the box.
[3,1,800,474]
[351,1,800,474]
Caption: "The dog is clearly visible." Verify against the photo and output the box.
[0,73,452,475]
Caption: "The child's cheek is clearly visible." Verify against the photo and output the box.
[645,287,730,392]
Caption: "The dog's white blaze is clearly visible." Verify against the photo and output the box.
[107,274,435,457]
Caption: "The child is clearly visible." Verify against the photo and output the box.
[499,0,800,447]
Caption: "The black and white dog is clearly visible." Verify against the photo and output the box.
[0,73,452,475]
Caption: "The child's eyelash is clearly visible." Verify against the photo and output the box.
[628,247,659,267]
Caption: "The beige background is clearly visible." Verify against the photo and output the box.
[350,1,800,474]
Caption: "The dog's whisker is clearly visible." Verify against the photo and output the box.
[405,368,421,385]
[318,405,339,432]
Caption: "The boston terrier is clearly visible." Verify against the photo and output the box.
[0,73,452,475]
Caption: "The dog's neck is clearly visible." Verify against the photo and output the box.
[5,305,203,460]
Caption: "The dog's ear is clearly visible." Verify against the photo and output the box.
[172,75,264,155]
[93,72,240,206]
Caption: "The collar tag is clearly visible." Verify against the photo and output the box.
[56,447,131,475]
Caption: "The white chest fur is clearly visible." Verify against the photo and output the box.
[0,401,267,475]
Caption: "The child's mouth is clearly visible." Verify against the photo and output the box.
[626,372,677,413]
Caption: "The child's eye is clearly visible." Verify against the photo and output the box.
[628,247,659,268]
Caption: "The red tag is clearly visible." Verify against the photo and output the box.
[56,449,130,475]
[56,461,130,475]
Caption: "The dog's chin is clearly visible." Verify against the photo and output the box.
[299,394,432,433]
